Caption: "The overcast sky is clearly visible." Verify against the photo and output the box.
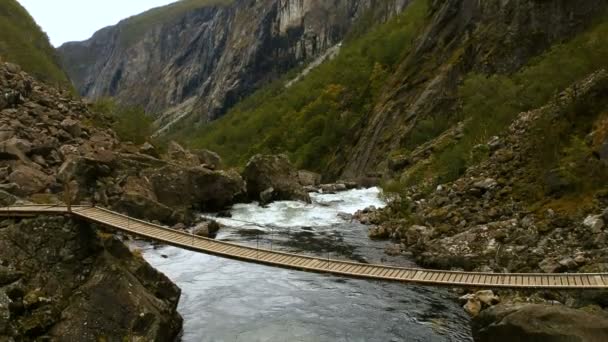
[17,0,179,47]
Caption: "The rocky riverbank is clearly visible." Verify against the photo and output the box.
[0,215,182,340]
[356,71,608,339]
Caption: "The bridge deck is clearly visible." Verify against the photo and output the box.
[1,205,607,289]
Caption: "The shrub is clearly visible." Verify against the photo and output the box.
[91,98,154,144]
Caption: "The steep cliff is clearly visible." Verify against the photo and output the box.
[179,0,608,179]
[58,0,409,132]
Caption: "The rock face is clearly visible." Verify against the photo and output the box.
[472,304,608,342]
[243,154,311,204]
[0,216,182,340]
[57,0,409,132]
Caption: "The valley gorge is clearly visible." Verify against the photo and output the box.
[58,0,410,133]
[2,0,608,340]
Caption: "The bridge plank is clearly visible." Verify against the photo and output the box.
[4,205,608,290]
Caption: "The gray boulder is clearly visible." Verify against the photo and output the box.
[297,170,321,187]
[193,220,221,238]
[146,165,245,211]
[192,149,222,170]
[473,304,608,342]
[242,154,311,204]
[8,164,52,196]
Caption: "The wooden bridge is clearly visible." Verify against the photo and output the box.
[2,204,608,289]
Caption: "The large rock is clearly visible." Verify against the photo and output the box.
[114,176,181,225]
[473,304,608,342]
[167,141,199,166]
[7,164,52,196]
[0,216,182,340]
[147,165,245,211]
[297,170,322,187]
[192,149,222,170]
[243,154,311,204]
[193,220,221,238]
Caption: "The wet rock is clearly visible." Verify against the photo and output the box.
[460,290,500,317]
[193,220,221,238]
[319,183,347,193]
[464,297,482,317]
[384,244,402,256]
[260,187,275,206]
[242,154,310,204]
[297,170,321,187]
[472,304,608,342]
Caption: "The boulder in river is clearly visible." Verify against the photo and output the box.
[472,304,608,342]
[193,220,221,238]
[242,154,311,204]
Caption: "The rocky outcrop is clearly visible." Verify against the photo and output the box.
[0,216,182,340]
[57,0,409,132]
[472,304,608,342]
[145,164,245,211]
[243,154,311,204]
[0,62,246,225]
[367,71,608,273]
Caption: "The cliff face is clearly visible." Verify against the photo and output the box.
[340,0,608,178]
[58,0,409,132]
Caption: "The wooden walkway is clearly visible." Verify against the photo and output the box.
[2,204,608,289]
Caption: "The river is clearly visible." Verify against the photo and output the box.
[141,188,472,341]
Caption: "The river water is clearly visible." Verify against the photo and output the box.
[142,188,472,341]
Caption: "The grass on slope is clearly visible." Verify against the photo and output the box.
[178,0,429,171]
[0,0,70,87]
[401,14,608,191]
[119,0,234,46]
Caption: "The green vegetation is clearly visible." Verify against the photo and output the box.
[179,0,430,171]
[119,0,233,46]
[403,16,608,187]
[91,99,154,144]
[0,0,70,87]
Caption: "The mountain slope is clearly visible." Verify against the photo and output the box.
[57,0,410,132]
[178,0,608,180]
[0,0,70,87]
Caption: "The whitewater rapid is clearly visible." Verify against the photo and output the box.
[142,188,472,341]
